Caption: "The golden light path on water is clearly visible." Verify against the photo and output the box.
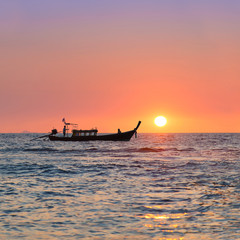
[138,210,187,239]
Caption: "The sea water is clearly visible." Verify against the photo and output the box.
[0,133,239,239]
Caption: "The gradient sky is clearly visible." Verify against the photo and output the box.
[1,0,240,133]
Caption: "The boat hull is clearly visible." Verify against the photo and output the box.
[49,129,136,141]
[48,121,141,142]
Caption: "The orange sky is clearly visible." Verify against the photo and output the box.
[1,1,240,133]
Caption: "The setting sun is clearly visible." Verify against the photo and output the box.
[154,116,167,127]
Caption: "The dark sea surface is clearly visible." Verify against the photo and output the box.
[0,133,239,240]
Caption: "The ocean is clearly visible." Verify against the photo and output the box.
[0,133,239,239]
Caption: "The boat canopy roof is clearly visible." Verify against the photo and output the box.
[72,129,98,133]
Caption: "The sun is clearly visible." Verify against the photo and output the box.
[154,116,167,127]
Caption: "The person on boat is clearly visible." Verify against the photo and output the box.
[63,125,66,137]
[118,129,121,134]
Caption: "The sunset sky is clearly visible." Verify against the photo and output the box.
[1,1,240,133]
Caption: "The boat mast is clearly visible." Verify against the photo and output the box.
[62,118,78,137]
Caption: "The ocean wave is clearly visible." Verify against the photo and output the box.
[137,147,164,152]
[40,168,78,175]
[0,163,56,175]
[41,191,75,197]
[24,147,58,152]
[135,147,196,153]
[58,148,99,153]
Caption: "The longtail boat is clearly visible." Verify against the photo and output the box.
[48,120,141,141]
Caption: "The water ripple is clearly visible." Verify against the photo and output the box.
[0,133,239,239]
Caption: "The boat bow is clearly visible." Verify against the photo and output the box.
[134,121,141,131]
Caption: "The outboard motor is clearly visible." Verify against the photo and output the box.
[51,129,58,135]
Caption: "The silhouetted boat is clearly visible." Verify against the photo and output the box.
[48,121,141,141]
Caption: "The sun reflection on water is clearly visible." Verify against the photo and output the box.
[155,238,184,240]
[144,205,163,209]
[144,214,170,220]
[141,210,187,220]
[138,209,187,238]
